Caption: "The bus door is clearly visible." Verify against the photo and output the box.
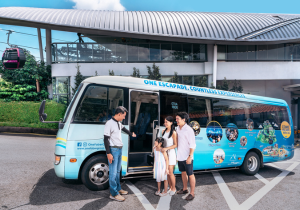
[67,85,127,178]
[127,90,159,173]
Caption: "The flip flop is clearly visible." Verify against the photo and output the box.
[159,192,168,197]
[155,191,161,196]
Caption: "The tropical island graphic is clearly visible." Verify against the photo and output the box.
[256,120,277,144]
[262,144,287,158]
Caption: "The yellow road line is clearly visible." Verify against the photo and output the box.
[1,132,56,137]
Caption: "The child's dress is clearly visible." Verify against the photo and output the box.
[153,149,167,182]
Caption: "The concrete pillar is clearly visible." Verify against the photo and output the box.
[46,29,52,65]
[298,97,300,137]
[212,45,218,87]
[37,28,44,62]
[45,29,53,99]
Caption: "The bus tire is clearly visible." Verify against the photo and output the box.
[240,152,260,176]
[81,155,110,191]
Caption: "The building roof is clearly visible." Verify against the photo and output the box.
[0,7,300,44]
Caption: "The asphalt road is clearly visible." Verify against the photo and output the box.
[0,134,300,210]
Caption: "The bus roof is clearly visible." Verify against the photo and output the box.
[84,76,288,107]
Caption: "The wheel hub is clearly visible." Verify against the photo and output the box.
[89,163,109,185]
[247,156,258,172]
[97,171,104,178]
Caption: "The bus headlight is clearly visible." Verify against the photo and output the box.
[54,155,61,165]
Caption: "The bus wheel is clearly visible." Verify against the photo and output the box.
[81,155,109,191]
[240,152,260,176]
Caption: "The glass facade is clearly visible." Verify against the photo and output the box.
[162,75,208,87]
[52,77,70,105]
[218,44,300,61]
[52,43,207,63]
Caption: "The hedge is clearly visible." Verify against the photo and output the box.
[0,100,66,129]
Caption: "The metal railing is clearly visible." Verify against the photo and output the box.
[51,43,207,63]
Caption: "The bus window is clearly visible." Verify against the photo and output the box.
[73,85,123,123]
[188,97,212,127]
[212,99,250,128]
[63,83,83,123]
[108,88,124,117]
[250,104,289,130]
[160,91,188,126]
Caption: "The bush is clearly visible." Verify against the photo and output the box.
[0,49,51,101]
[0,100,66,129]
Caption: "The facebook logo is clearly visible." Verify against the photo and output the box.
[77,142,82,147]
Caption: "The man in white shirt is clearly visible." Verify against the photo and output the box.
[176,112,196,201]
[104,106,136,202]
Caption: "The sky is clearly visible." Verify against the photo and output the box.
[0,0,300,61]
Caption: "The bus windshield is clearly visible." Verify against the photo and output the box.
[63,83,83,123]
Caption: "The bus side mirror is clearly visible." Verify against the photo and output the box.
[39,100,59,124]
[39,100,47,122]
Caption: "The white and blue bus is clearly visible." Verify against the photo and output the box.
[39,76,294,191]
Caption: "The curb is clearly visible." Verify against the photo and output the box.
[0,126,58,135]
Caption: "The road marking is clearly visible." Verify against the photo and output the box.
[212,171,243,210]
[266,163,284,171]
[126,180,155,210]
[213,162,300,210]
[126,180,172,210]
[254,173,269,184]
[157,194,172,210]
[127,160,299,210]
[240,162,300,209]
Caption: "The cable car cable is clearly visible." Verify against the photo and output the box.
[0,41,39,50]
[0,28,72,42]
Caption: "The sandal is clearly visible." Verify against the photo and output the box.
[169,190,176,196]
[159,192,168,197]
[176,189,189,194]
[155,191,161,196]
[185,194,195,201]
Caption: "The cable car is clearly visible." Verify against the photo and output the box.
[2,48,26,69]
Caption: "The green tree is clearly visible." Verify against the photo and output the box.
[109,70,115,76]
[230,80,243,93]
[216,77,230,91]
[131,67,141,78]
[196,75,208,87]
[171,72,180,83]
[72,64,84,95]
[0,49,51,101]
[147,63,161,80]
[210,82,216,89]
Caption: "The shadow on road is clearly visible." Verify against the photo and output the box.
[29,166,295,209]
[29,168,134,209]
[29,169,108,207]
